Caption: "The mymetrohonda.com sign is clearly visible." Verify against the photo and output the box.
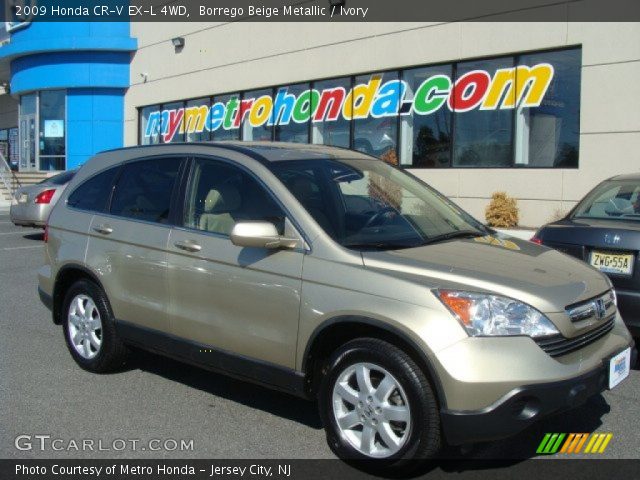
[144,63,554,143]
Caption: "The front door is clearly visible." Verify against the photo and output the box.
[19,114,37,171]
[85,156,184,333]
[166,157,304,369]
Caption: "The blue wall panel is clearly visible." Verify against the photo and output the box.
[66,88,124,168]
[11,52,131,94]
[1,22,135,170]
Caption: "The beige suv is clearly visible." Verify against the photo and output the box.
[38,142,635,464]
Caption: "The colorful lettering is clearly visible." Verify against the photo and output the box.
[144,63,555,143]
[413,75,451,115]
[163,109,184,143]
[182,105,209,133]
[448,70,491,112]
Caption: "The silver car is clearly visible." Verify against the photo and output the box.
[10,170,77,228]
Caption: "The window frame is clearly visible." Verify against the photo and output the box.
[175,155,309,247]
[136,45,581,170]
[66,165,122,214]
[104,155,187,226]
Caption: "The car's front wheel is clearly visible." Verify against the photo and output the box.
[62,279,129,372]
[319,338,441,465]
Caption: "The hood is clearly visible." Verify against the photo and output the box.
[361,234,611,314]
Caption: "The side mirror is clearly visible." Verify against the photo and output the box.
[230,221,299,249]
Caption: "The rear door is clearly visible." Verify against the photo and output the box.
[85,156,184,332]
[166,157,304,369]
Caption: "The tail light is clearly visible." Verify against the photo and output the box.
[34,189,56,204]
[530,236,542,245]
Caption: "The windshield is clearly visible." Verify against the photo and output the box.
[572,179,640,221]
[270,158,485,249]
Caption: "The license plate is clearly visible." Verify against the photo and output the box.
[18,193,28,204]
[609,347,631,389]
[590,251,634,276]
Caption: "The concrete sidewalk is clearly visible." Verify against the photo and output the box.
[495,228,536,241]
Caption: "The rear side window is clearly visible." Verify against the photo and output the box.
[110,157,181,224]
[67,168,119,212]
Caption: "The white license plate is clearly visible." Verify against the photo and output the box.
[18,193,28,204]
[609,347,631,389]
[590,251,634,276]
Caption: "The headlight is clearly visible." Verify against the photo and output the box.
[435,290,559,338]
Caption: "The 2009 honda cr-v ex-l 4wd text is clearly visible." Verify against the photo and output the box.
[38,142,635,465]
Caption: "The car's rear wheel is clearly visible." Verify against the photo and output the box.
[319,338,441,465]
[62,279,129,372]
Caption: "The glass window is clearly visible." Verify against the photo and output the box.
[137,47,581,170]
[140,105,161,145]
[515,48,580,167]
[353,72,399,163]
[185,98,210,142]
[19,95,37,171]
[184,158,285,235]
[311,77,351,149]
[20,94,36,115]
[162,101,185,143]
[39,89,66,170]
[453,58,514,167]
[572,180,640,221]
[211,94,241,141]
[274,83,310,143]
[40,169,76,185]
[271,158,483,247]
[67,167,120,212]
[401,65,453,167]
[110,158,182,223]
[241,89,273,141]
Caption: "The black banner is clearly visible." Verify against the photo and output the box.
[3,459,640,480]
[1,0,640,23]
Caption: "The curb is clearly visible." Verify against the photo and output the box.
[495,229,536,241]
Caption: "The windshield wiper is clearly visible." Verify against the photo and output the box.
[422,230,485,245]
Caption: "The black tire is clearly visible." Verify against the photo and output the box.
[61,279,129,373]
[319,338,441,466]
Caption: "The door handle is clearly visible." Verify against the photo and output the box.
[174,240,202,252]
[92,224,113,235]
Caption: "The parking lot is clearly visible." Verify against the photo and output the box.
[0,209,638,461]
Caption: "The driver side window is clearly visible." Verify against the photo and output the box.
[184,158,285,236]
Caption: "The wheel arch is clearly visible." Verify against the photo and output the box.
[302,316,447,409]
[52,264,107,325]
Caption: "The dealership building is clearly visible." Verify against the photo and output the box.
[0,17,638,226]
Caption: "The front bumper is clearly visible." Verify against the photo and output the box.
[441,342,636,445]
[38,286,53,311]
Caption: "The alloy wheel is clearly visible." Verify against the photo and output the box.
[67,294,103,359]
[332,362,411,458]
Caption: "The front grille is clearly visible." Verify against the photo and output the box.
[566,291,615,323]
[535,316,615,357]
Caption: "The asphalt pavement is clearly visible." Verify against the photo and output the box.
[0,210,638,461]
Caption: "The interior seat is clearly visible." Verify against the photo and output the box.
[199,184,242,235]
[289,177,337,238]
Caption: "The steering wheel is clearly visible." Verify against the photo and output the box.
[364,206,397,228]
